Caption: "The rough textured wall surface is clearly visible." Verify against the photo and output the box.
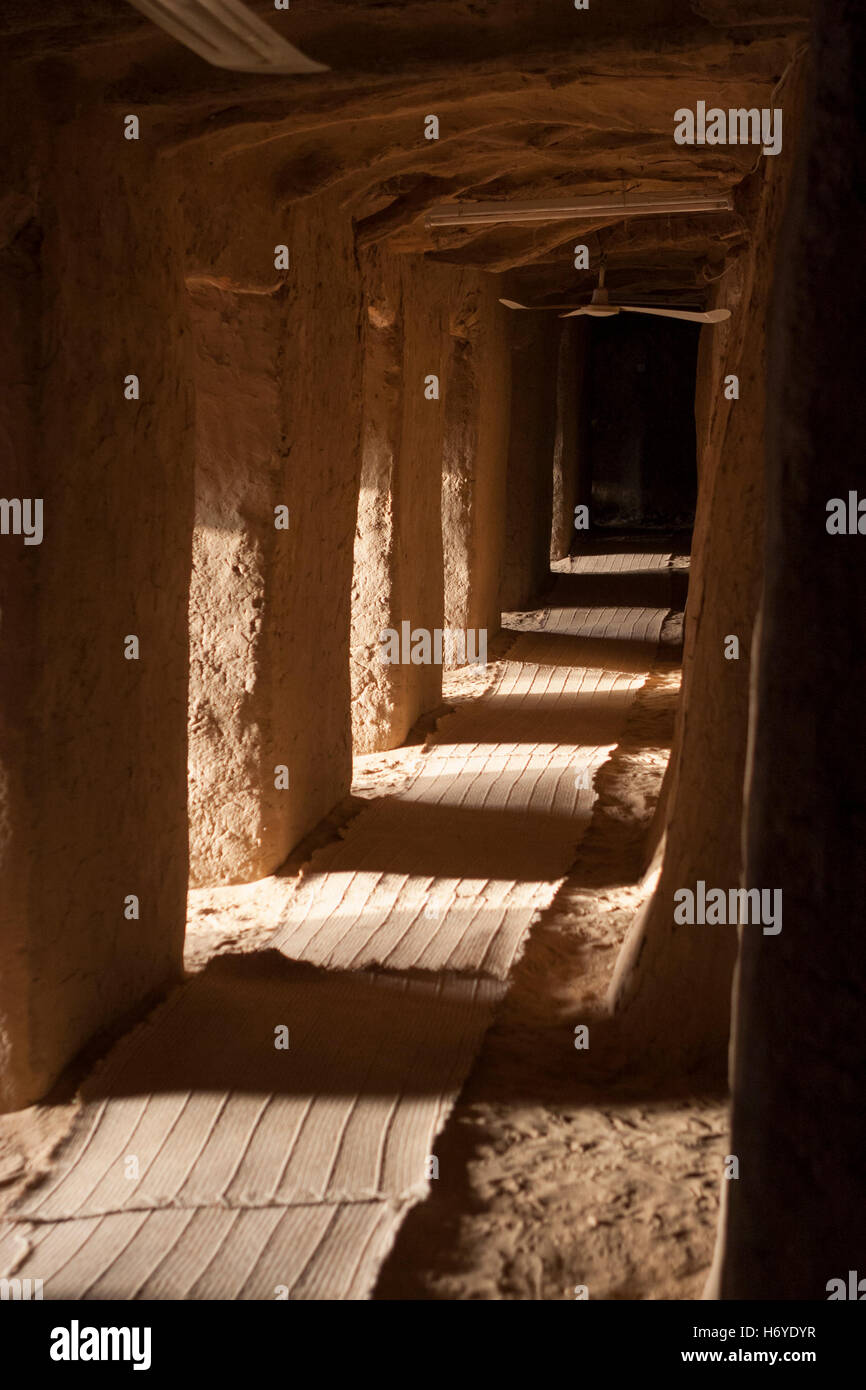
[720,0,866,1298]
[351,248,404,753]
[442,276,511,652]
[0,78,43,1112]
[500,315,558,611]
[608,55,807,1073]
[351,249,450,753]
[186,284,287,886]
[0,78,193,1108]
[182,182,363,882]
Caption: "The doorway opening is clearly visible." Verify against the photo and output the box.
[575,313,699,549]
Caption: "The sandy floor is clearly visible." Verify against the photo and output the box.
[375,621,728,1300]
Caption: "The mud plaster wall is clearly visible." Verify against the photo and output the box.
[608,55,807,1072]
[187,284,288,886]
[721,0,866,1297]
[442,275,511,651]
[351,249,452,754]
[500,315,558,611]
[184,184,363,885]
[0,81,194,1109]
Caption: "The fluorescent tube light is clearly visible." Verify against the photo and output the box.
[424,191,734,229]
[125,0,328,73]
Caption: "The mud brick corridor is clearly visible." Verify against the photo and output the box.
[1,0,866,1328]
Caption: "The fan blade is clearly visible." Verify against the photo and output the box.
[559,305,620,318]
[619,305,731,324]
[499,298,584,312]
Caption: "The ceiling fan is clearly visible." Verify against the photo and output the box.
[500,264,730,325]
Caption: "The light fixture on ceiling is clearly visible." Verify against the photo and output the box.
[125,0,328,73]
[424,191,734,230]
